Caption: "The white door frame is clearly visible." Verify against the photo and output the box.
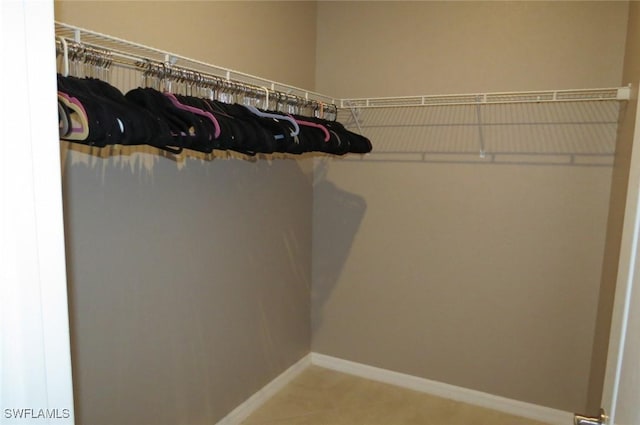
[601,84,640,425]
[1,1,75,424]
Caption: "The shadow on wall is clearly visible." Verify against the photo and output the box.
[58,141,328,177]
[311,161,367,333]
[61,145,314,425]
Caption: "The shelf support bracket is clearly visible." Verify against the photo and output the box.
[475,96,486,158]
[618,85,632,100]
[344,101,365,135]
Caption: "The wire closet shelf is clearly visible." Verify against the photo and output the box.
[55,22,338,111]
[338,88,630,167]
[55,22,631,166]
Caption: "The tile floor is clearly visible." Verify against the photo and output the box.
[241,366,552,425]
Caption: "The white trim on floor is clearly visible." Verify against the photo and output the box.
[215,355,311,425]
[214,352,574,425]
[310,352,573,425]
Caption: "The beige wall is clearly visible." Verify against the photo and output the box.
[55,1,317,90]
[316,1,626,97]
[312,1,628,413]
[55,2,317,424]
[587,1,640,415]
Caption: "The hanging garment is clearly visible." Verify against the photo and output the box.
[58,75,184,153]
[125,87,214,153]
[56,75,372,156]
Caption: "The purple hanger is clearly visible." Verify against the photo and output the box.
[164,92,221,139]
[289,115,330,142]
[58,91,89,140]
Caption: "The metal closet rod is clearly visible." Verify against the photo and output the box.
[54,21,338,109]
[55,21,631,110]
[55,38,337,114]
[341,87,631,109]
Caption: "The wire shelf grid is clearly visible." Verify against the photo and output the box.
[55,21,631,166]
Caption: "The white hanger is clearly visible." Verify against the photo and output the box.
[244,105,300,138]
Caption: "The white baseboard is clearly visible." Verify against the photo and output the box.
[215,352,574,425]
[310,352,573,425]
[215,354,311,425]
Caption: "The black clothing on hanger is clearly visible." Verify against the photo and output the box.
[56,75,372,156]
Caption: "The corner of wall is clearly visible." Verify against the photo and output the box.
[586,0,640,414]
